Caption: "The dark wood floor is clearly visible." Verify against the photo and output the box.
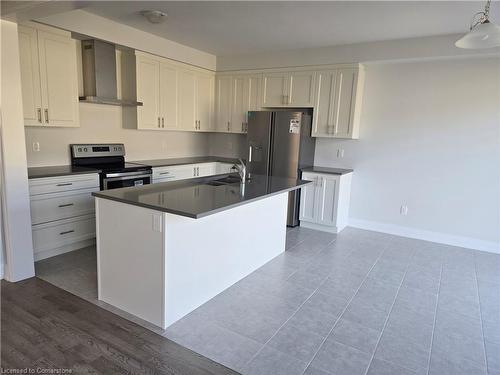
[1,278,239,375]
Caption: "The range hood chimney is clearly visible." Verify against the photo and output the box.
[79,40,142,107]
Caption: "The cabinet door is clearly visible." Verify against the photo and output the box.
[196,163,216,177]
[231,76,248,134]
[196,73,214,131]
[18,26,43,127]
[261,72,288,107]
[215,76,232,132]
[333,68,358,138]
[245,75,262,133]
[159,62,178,130]
[37,30,79,127]
[136,56,160,129]
[312,70,337,136]
[316,175,338,226]
[287,71,315,107]
[178,69,197,131]
[299,172,318,223]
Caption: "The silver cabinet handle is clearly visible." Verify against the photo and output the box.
[56,183,72,187]
[158,117,161,128]
[242,122,245,132]
[159,171,170,175]
[227,121,230,131]
[37,108,42,123]
[59,230,75,235]
[58,203,74,208]
[162,117,165,128]
[44,109,49,123]
[248,146,253,162]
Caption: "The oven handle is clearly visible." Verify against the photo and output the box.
[103,173,152,190]
[103,173,152,182]
[105,171,152,178]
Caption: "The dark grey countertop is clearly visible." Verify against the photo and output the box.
[27,165,101,179]
[27,156,241,179]
[301,166,353,175]
[93,174,310,219]
[130,156,241,168]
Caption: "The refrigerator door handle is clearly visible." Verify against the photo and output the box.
[248,146,253,162]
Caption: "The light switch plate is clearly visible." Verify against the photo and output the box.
[152,214,163,232]
[32,142,40,152]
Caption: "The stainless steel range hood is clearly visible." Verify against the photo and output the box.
[79,40,142,107]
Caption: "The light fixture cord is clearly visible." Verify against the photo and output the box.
[470,0,491,30]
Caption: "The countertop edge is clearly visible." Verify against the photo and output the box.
[92,180,311,219]
[301,166,354,175]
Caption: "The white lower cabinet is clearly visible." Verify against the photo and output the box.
[29,173,99,260]
[152,162,236,184]
[299,171,352,233]
[32,215,96,258]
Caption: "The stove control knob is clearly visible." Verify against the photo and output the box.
[84,148,88,152]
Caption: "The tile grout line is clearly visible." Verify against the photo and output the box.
[425,263,443,375]
[361,247,417,375]
[473,252,489,373]
[300,243,389,375]
[241,235,345,371]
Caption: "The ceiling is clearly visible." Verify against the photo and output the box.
[60,1,500,55]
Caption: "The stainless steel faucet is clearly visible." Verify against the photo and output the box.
[233,158,246,183]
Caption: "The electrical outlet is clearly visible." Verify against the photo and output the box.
[400,205,408,216]
[336,149,345,158]
[32,142,40,152]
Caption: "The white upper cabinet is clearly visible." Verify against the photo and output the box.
[135,51,214,132]
[196,72,214,131]
[136,55,160,129]
[159,62,178,130]
[262,70,315,108]
[215,74,261,134]
[18,24,79,127]
[262,72,288,107]
[18,26,42,126]
[287,71,316,107]
[312,66,364,139]
[178,69,197,131]
[215,75,233,132]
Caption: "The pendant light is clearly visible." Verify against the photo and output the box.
[455,0,500,49]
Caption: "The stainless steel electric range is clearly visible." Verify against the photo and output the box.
[70,143,152,190]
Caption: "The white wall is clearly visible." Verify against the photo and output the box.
[208,133,247,159]
[37,9,216,70]
[1,20,36,281]
[217,34,497,71]
[25,104,210,166]
[315,57,500,252]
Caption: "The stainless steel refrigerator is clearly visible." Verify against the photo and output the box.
[247,110,316,226]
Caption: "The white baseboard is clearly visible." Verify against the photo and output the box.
[349,218,500,254]
[300,221,340,234]
[34,238,96,261]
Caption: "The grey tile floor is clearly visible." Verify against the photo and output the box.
[35,227,500,375]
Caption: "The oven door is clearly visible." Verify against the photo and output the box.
[102,171,152,190]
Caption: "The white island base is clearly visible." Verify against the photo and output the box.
[95,193,288,329]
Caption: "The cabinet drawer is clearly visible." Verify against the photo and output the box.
[152,165,194,182]
[30,188,97,225]
[32,215,96,254]
[29,173,99,195]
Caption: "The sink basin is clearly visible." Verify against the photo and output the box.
[205,175,242,186]
[215,176,242,184]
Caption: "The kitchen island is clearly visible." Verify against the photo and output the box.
[93,174,310,329]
